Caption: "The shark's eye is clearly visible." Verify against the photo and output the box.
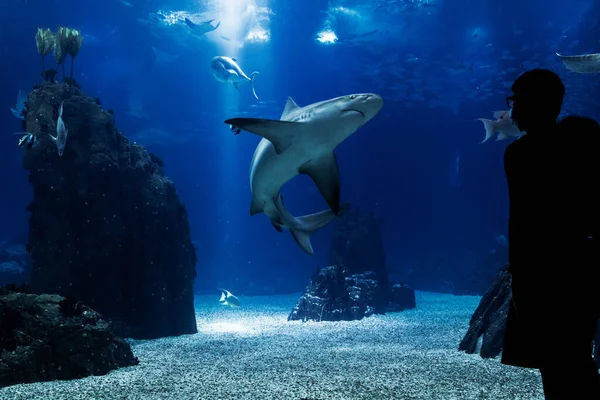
[349,95,356,100]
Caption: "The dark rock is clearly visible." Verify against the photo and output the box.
[20,83,197,339]
[0,288,138,388]
[327,205,397,313]
[288,265,416,322]
[459,266,600,368]
[387,283,416,312]
[291,206,416,322]
[328,205,388,285]
[458,266,511,358]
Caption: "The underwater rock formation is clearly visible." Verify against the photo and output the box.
[288,264,415,322]
[459,266,600,368]
[387,283,417,312]
[328,205,389,285]
[0,286,138,388]
[290,206,415,322]
[20,83,197,339]
[458,266,511,358]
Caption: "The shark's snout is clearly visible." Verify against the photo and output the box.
[349,93,383,121]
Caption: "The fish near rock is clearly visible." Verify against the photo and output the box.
[218,288,240,307]
[477,110,523,143]
[48,101,69,156]
[14,132,39,150]
[211,56,259,99]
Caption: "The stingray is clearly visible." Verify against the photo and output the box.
[556,52,600,73]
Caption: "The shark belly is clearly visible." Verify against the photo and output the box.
[249,138,310,219]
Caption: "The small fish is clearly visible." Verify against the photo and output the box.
[49,101,69,156]
[14,132,39,149]
[10,88,26,120]
[218,288,240,307]
[556,52,600,74]
[476,110,523,143]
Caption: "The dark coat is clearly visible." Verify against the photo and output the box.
[500,117,600,368]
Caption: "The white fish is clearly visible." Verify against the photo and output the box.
[49,101,69,156]
[556,52,600,73]
[14,132,39,149]
[477,110,523,143]
[218,288,240,307]
[225,93,384,254]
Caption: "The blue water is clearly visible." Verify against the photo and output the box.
[1,0,599,293]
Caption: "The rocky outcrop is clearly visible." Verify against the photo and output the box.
[458,266,511,358]
[387,283,417,312]
[290,206,415,322]
[288,265,415,322]
[19,82,197,339]
[329,205,388,285]
[0,285,139,388]
[459,266,600,368]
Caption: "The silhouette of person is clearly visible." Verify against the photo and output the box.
[501,68,600,399]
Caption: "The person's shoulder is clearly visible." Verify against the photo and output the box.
[558,115,600,139]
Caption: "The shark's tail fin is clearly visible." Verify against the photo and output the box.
[476,118,495,143]
[273,193,336,255]
[250,71,259,100]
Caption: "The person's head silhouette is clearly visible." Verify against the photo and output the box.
[506,69,565,134]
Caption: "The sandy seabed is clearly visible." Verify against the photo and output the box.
[0,291,544,400]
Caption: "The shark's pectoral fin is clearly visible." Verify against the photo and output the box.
[299,152,341,215]
[224,118,300,154]
[233,82,240,91]
[48,133,57,142]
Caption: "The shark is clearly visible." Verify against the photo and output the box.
[211,56,259,99]
[184,17,220,35]
[224,93,384,254]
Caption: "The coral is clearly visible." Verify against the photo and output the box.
[35,27,55,75]
[20,82,197,339]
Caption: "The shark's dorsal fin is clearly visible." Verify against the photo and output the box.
[281,97,300,120]
[299,152,341,215]
[224,117,301,154]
